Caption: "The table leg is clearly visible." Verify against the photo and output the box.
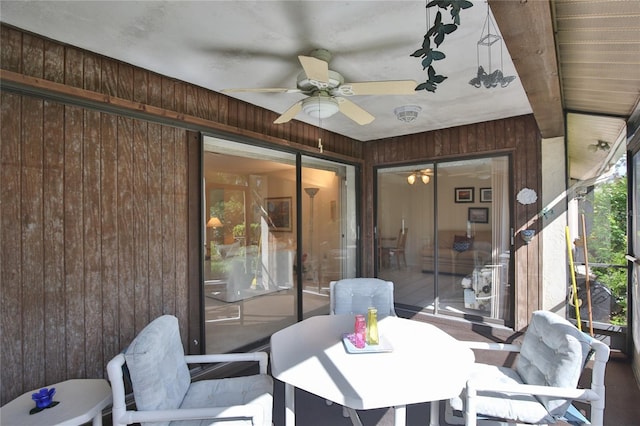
[345,407,363,426]
[430,400,439,426]
[394,405,407,425]
[284,383,295,426]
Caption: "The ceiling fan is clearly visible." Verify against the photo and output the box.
[222,49,417,125]
[406,168,433,185]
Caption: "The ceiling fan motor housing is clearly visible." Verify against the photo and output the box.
[302,95,340,118]
[297,70,344,92]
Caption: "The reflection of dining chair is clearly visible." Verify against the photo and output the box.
[446,310,610,426]
[107,315,273,426]
[328,278,397,421]
[381,228,408,269]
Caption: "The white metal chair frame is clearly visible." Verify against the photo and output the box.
[107,316,272,426]
[458,334,609,426]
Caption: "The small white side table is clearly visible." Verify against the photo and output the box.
[0,379,112,426]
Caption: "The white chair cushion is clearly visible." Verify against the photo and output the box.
[125,315,191,426]
[450,363,555,424]
[516,310,592,417]
[171,375,274,426]
[333,278,394,318]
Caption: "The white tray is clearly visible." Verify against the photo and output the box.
[342,333,393,354]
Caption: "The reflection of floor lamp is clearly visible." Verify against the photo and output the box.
[206,216,223,259]
[304,188,319,288]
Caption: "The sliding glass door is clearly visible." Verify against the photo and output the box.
[301,156,358,318]
[202,136,356,353]
[377,156,511,322]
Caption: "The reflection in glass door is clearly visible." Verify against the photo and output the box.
[301,156,357,318]
[377,156,511,322]
[202,136,357,353]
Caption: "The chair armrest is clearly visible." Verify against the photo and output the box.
[468,379,600,402]
[184,352,269,374]
[461,341,521,352]
[123,403,265,425]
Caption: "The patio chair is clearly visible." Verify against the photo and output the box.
[107,315,273,426]
[446,310,610,426]
[328,278,397,422]
[330,278,397,318]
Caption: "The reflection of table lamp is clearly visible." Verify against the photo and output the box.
[207,216,223,229]
[206,217,223,257]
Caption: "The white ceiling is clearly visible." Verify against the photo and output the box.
[0,0,533,142]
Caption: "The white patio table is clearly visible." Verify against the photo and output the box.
[270,314,474,426]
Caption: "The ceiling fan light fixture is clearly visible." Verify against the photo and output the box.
[421,174,430,184]
[394,105,422,123]
[407,174,417,185]
[302,96,339,119]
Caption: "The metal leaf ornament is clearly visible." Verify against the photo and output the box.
[413,0,473,92]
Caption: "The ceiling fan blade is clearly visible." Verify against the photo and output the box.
[298,55,329,84]
[222,87,302,94]
[337,98,375,125]
[274,100,303,124]
[336,80,417,96]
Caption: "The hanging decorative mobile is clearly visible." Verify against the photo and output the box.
[469,3,516,89]
[411,0,473,92]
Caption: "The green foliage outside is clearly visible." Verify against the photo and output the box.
[586,175,627,325]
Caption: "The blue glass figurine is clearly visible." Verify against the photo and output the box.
[31,387,56,410]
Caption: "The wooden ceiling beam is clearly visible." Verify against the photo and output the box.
[489,0,564,138]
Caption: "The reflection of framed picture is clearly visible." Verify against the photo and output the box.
[468,207,489,223]
[265,197,292,231]
[455,187,474,203]
[480,187,492,203]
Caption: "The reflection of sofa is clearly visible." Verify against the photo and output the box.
[420,230,491,275]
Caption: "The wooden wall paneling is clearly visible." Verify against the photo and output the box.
[162,77,176,112]
[444,128,454,156]
[101,57,119,97]
[207,91,219,123]
[83,109,104,378]
[253,101,264,133]
[0,93,23,402]
[22,33,43,78]
[44,41,65,84]
[1,26,23,73]
[22,97,45,390]
[148,122,164,320]
[514,117,532,329]
[494,119,505,150]
[118,63,134,102]
[133,68,148,104]
[148,72,163,108]
[475,122,486,152]
[175,81,187,118]
[161,126,177,315]
[64,47,83,89]
[64,104,86,378]
[43,100,66,385]
[132,119,151,334]
[101,112,120,359]
[83,53,101,94]
[116,116,135,345]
